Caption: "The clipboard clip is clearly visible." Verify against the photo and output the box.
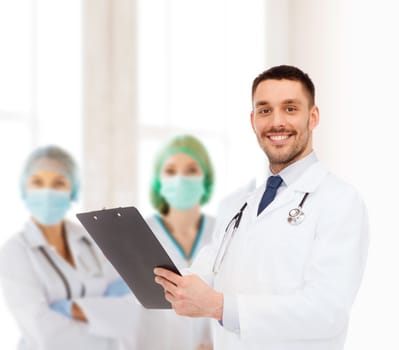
[92,207,123,220]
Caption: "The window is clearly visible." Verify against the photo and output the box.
[137,0,267,216]
[0,1,81,346]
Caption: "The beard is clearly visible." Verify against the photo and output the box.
[257,127,311,168]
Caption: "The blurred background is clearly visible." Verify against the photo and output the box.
[0,0,398,348]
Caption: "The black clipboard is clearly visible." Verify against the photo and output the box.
[76,206,180,309]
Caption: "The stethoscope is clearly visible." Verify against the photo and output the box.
[39,237,103,299]
[287,192,309,225]
[212,192,310,274]
[226,192,310,232]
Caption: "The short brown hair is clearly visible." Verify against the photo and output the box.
[252,65,315,106]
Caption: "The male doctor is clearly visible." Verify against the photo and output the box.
[154,65,369,350]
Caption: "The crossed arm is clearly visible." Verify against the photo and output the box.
[154,267,223,321]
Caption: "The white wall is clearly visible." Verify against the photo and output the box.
[135,0,267,216]
[342,2,399,348]
[266,0,399,348]
[266,0,354,176]
[0,1,82,347]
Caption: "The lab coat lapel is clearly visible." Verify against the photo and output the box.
[258,188,295,217]
[21,220,49,248]
[289,161,329,193]
[257,162,329,217]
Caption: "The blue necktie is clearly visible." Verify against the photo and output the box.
[257,175,283,215]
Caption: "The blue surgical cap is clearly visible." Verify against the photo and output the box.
[20,145,80,201]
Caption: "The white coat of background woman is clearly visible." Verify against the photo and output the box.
[0,145,133,350]
[122,134,216,350]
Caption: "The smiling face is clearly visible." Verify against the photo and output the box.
[250,79,319,173]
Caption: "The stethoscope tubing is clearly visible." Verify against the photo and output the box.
[213,192,310,273]
[39,238,102,299]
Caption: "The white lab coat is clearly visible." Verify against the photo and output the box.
[121,214,215,350]
[0,219,136,350]
[192,161,369,350]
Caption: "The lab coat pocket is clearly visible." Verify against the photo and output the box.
[272,215,316,290]
[248,212,316,292]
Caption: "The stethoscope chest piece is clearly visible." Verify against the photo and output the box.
[287,192,309,225]
[287,208,305,225]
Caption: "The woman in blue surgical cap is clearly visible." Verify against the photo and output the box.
[0,145,133,350]
[124,135,215,350]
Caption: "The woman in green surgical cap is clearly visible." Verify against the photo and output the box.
[126,134,215,350]
[150,134,215,265]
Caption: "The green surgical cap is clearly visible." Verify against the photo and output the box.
[150,135,214,214]
[20,145,80,201]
